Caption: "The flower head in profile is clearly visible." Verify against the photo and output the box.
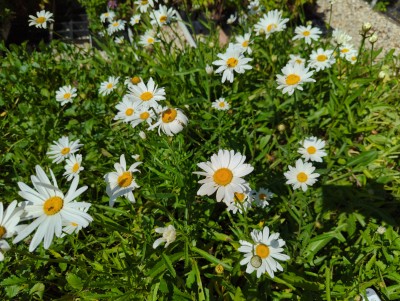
[288,54,306,66]
[212,43,253,83]
[235,32,252,54]
[251,188,273,208]
[226,190,253,214]
[284,159,320,192]
[194,150,254,204]
[130,14,141,26]
[248,0,262,15]
[99,76,119,96]
[13,166,92,252]
[298,137,327,162]
[135,0,154,13]
[139,29,159,47]
[63,154,84,181]
[212,98,230,111]
[153,225,176,249]
[28,10,54,29]
[239,226,290,278]
[107,19,126,35]
[292,25,322,45]
[128,77,165,107]
[0,200,23,242]
[100,11,116,23]
[308,48,335,71]
[61,205,91,237]
[332,29,352,45]
[47,136,83,164]
[149,107,188,136]
[254,10,289,38]
[104,154,142,207]
[150,5,176,27]
[276,63,315,96]
[227,13,237,25]
[55,85,77,106]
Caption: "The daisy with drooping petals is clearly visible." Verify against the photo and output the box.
[212,98,230,111]
[61,205,90,236]
[149,107,188,136]
[55,85,77,106]
[0,200,23,242]
[114,95,142,123]
[150,5,175,27]
[100,11,116,23]
[153,225,176,249]
[238,226,290,278]
[13,166,92,252]
[235,32,252,54]
[135,0,154,13]
[212,43,253,83]
[292,25,322,45]
[194,150,254,204]
[308,48,335,71]
[128,77,165,107]
[284,159,320,192]
[104,154,142,207]
[130,14,141,26]
[107,19,126,35]
[226,191,253,214]
[251,188,273,208]
[298,137,327,162]
[254,10,289,39]
[130,104,160,129]
[139,29,159,47]
[63,154,84,181]
[28,10,54,29]
[99,76,119,96]
[47,136,83,164]
[288,54,306,66]
[276,63,315,96]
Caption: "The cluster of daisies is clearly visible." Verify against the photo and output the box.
[284,137,327,192]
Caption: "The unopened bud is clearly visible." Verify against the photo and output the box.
[362,22,372,32]
[271,55,278,62]
[277,123,286,132]
[215,264,224,274]
[369,33,378,43]
[205,64,213,75]
[139,131,146,140]
[208,41,214,48]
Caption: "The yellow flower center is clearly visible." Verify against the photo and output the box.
[317,54,327,62]
[259,193,267,200]
[106,83,113,89]
[36,16,46,24]
[0,226,6,239]
[147,37,154,44]
[218,102,225,108]
[140,91,153,101]
[234,192,245,203]
[285,74,301,85]
[213,168,233,186]
[140,112,150,120]
[72,162,80,173]
[226,57,238,68]
[112,22,119,27]
[307,146,317,154]
[242,40,249,47]
[297,172,308,183]
[295,59,303,64]
[303,31,310,36]
[43,196,64,216]
[63,93,71,99]
[131,76,141,84]
[71,222,78,227]
[125,108,134,116]
[117,171,133,187]
[351,56,357,61]
[341,48,349,53]
[61,147,70,155]
[255,244,270,259]
[141,0,148,4]
[267,23,277,32]
[215,264,224,274]
[160,15,167,23]
[162,108,177,123]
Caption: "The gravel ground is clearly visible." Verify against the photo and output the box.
[316,0,400,57]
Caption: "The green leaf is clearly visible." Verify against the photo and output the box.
[191,246,233,271]
[161,252,177,278]
[29,282,45,298]
[66,273,83,290]
[346,150,378,167]
[1,275,27,286]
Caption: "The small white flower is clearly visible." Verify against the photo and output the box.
[148,107,188,136]
[130,14,141,26]
[61,205,91,236]
[128,77,165,108]
[288,54,305,66]
[226,191,253,214]
[235,32,252,55]
[130,104,160,129]
[376,226,386,235]
[292,25,322,45]
[254,10,289,38]
[150,5,176,27]
[135,0,154,13]
[63,154,84,181]
[28,10,54,29]
[251,188,273,208]
[99,76,119,96]
[139,29,159,47]
[308,48,335,71]
[212,98,230,111]
[107,19,126,35]
[114,36,124,44]
[55,85,77,106]
[332,29,352,45]
[153,225,176,249]
[114,95,142,123]
[0,200,23,240]
[284,159,320,192]
[248,0,262,15]
[100,11,116,23]
[276,63,315,96]
[47,136,83,164]
[227,13,237,25]
[339,44,356,58]
[298,137,327,162]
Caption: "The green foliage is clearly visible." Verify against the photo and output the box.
[1,1,400,300]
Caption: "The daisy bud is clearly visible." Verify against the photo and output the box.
[277,123,286,132]
[369,33,378,43]
[208,41,215,48]
[139,131,146,140]
[376,226,386,235]
[205,64,214,75]
[362,22,372,32]
[215,264,224,274]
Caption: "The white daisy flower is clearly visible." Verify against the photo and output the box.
[332,29,352,45]
[226,191,253,214]
[99,76,119,96]
[194,149,254,204]
[61,205,90,236]
[0,200,23,240]
[124,76,142,87]
[149,107,188,136]
[135,0,154,13]
[130,14,141,26]
[212,43,253,83]
[0,240,11,261]
[28,10,54,29]
[292,25,322,45]
[100,11,116,23]
[150,5,175,27]
[212,98,230,111]
[248,0,262,15]
[254,10,289,39]
[345,51,358,64]
[114,36,124,44]
[308,48,335,71]
[251,188,273,208]
[227,13,237,25]
[104,154,142,207]
[238,226,290,278]
[376,226,386,235]
[153,225,176,249]
[130,104,160,129]
[284,159,320,192]
[55,85,77,106]
[128,77,165,107]
[63,154,84,181]
[139,29,159,47]
[107,19,126,35]
[288,54,306,66]
[13,166,92,252]
[339,44,356,58]
[114,95,142,123]
[298,137,327,162]
[47,136,83,164]
[235,32,252,55]
[276,63,315,96]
